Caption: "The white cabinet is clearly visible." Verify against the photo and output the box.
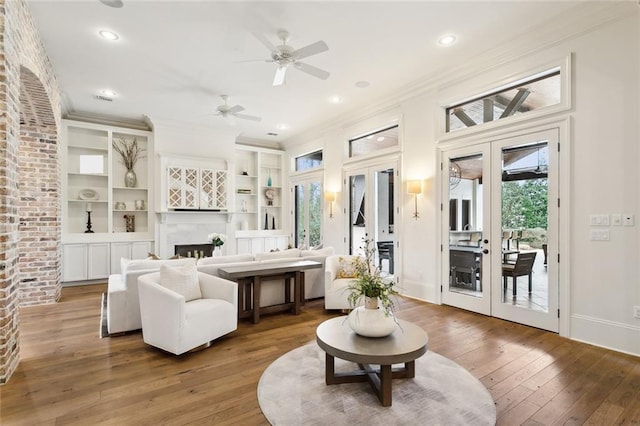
[236,235,289,255]
[110,241,153,275]
[160,155,229,212]
[62,241,152,282]
[62,243,110,282]
[88,243,110,278]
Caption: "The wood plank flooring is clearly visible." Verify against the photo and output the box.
[1,284,639,425]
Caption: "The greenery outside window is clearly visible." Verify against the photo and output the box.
[295,150,323,172]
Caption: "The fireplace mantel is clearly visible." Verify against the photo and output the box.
[157,210,233,224]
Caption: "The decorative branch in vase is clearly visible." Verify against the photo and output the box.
[346,236,400,337]
[112,137,146,188]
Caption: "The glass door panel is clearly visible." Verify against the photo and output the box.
[491,129,558,332]
[442,146,491,315]
[293,176,323,249]
[348,173,367,254]
[346,161,397,278]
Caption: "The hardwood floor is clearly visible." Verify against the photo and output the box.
[1,284,639,425]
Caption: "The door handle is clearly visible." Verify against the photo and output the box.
[483,249,489,254]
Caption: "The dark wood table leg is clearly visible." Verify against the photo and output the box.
[253,275,261,324]
[379,364,392,406]
[325,352,336,385]
[299,271,306,306]
[293,271,301,315]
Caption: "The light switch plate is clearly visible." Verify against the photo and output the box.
[611,214,622,226]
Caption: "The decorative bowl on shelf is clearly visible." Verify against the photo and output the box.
[115,202,126,210]
[78,188,98,200]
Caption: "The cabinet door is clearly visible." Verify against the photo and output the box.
[276,236,290,250]
[110,242,132,275]
[251,238,265,255]
[200,169,228,210]
[87,243,110,279]
[131,241,152,259]
[237,238,252,255]
[167,166,199,209]
[62,244,88,282]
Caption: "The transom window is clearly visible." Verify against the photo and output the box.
[446,68,561,133]
[349,125,399,158]
[295,150,323,172]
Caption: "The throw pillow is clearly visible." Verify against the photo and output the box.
[337,257,358,278]
[159,262,201,302]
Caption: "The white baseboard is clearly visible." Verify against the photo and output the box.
[570,314,640,357]
[399,279,438,304]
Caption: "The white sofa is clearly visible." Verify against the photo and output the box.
[324,254,363,310]
[107,257,196,334]
[138,271,237,355]
[196,247,335,307]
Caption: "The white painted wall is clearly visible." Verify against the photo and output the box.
[283,13,640,356]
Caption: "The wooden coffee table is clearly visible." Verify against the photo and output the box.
[316,316,428,406]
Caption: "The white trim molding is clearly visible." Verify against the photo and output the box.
[571,314,640,357]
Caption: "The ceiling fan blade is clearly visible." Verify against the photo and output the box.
[227,105,245,114]
[252,32,279,55]
[292,40,329,60]
[234,113,262,122]
[294,62,330,80]
[273,66,288,86]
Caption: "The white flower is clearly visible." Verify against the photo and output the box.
[208,232,227,246]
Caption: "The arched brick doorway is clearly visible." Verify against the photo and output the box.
[18,67,61,306]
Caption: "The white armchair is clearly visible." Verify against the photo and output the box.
[138,271,238,355]
[324,255,363,310]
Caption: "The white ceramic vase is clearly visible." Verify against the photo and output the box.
[213,246,222,257]
[347,297,397,338]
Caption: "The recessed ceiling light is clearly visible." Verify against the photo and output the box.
[377,136,385,142]
[366,135,374,140]
[355,81,370,88]
[98,30,119,41]
[438,34,457,46]
[276,123,289,131]
[266,132,279,137]
[99,89,117,97]
[330,95,344,104]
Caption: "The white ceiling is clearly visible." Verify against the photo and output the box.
[26,1,604,142]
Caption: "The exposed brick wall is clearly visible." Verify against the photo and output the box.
[0,0,62,384]
[18,125,61,306]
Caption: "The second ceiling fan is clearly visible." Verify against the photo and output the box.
[251,30,330,86]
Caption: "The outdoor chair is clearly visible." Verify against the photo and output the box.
[502,251,537,296]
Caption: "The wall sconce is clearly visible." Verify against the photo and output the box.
[326,191,336,218]
[407,180,422,220]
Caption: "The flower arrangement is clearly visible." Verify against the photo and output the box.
[208,232,227,247]
[112,137,146,171]
[347,237,398,317]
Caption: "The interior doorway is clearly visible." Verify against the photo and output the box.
[441,128,559,332]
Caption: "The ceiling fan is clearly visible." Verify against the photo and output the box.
[251,30,330,86]
[214,95,261,122]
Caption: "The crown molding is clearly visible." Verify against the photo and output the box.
[64,111,152,131]
[282,1,636,147]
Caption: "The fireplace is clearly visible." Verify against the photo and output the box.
[175,243,213,258]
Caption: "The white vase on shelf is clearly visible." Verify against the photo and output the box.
[213,246,222,257]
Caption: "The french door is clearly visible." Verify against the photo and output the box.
[291,175,322,249]
[441,128,559,332]
[344,160,397,277]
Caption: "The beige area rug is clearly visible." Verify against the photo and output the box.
[258,342,496,425]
